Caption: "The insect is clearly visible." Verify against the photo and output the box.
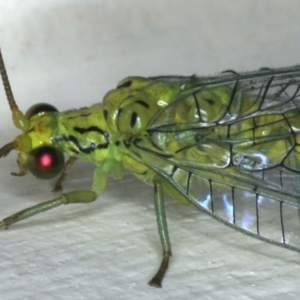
[1,48,300,288]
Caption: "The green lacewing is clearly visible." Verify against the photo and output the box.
[0,48,300,287]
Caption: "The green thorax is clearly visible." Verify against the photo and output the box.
[54,77,182,165]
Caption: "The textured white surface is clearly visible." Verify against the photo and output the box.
[0,1,300,299]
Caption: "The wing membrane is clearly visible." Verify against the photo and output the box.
[149,66,300,130]
[133,66,300,251]
[130,145,300,250]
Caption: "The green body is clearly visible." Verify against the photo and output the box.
[2,64,300,287]
[19,74,300,203]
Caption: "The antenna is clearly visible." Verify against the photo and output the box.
[0,48,29,131]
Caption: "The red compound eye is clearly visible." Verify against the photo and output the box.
[25,103,58,119]
[27,146,64,179]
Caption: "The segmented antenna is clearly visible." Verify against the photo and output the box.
[0,48,29,131]
[0,48,18,111]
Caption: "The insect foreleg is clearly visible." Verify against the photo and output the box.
[148,178,172,288]
[53,157,78,192]
[0,164,110,229]
[0,190,97,229]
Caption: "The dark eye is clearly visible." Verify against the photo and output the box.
[25,103,58,119]
[27,146,64,179]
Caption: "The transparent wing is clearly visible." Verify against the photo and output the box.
[148,65,300,178]
[149,65,300,129]
[134,66,300,251]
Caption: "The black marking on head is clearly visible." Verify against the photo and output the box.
[68,135,91,154]
[73,126,109,141]
[135,100,149,108]
[115,141,120,146]
[74,126,106,135]
[62,135,109,154]
[96,143,108,150]
[130,112,138,128]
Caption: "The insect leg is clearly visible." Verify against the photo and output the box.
[0,190,97,229]
[53,157,78,192]
[148,179,172,288]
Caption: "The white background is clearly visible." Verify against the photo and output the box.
[0,1,300,299]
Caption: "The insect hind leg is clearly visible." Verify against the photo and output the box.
[0,190,97,229]
[148,179,172,288]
